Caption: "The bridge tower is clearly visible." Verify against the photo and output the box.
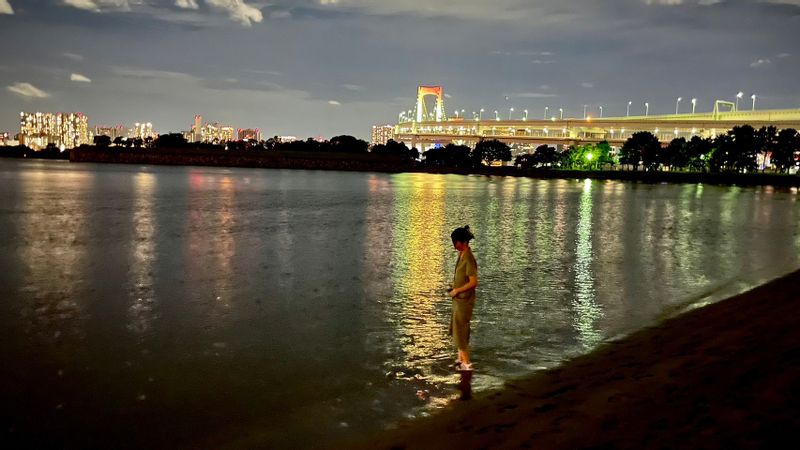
[415,85,446,122]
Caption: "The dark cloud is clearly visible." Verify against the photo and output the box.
[0,0,798,138]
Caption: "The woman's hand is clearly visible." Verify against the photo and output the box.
[448,288,458,298]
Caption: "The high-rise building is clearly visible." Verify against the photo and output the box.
[238,128,261,141]
[192,115,202,142]
[371,124,394,145]
[129,122,155,139]
[93,124,126,140]
[19,111,90,150]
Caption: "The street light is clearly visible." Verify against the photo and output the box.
[736,92,744,111]
[627,101,632,117]
[599,106,603,118]
[559,108,564,120]
[645,102,650,117]
[494,110,499,121]
[544,106,549,119]
[691,98,697,114]
[509,107,514,120]
[751,94,757,111]
[523,109,528,121]
[583,104,588,119]
[479,108,484,120]
[676,97,682,115]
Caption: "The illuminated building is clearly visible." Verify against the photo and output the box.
[93,124,126,140]
[199,123,234,143]
[277,136,298,143]
[238,128,261,141]
[19,111,90,150]
[0,132,9,145]
[129,122,155,139]
[192,115,202,142]
[371,124,394,145]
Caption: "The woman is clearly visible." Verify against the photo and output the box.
[448,225,478,372]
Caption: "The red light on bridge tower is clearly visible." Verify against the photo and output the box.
[416,85,446,122]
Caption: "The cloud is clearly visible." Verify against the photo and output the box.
[111,66,197,80]
[63,0,131,12]
[517,92,557,98]
[175,0,199,10]
[532,59,555,64]
[750,58,772,68]
[0,0,13,15]
[206,0,263,26]
[777,52,790,58]
[328,100,341,106]
[581,82,595,88]
[270,10,291,19]
[7,82,51,98]
[71,73,92,83]
[341,83,363,91]
[63,52,85,61]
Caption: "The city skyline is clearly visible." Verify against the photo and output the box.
[1,1,799,139]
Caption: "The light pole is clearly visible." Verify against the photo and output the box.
[454,110,459,118]
[523,109,528,121]
[691,98,697,114]
[494,110,499,121]
[509,107,514,120]
[751,94,757,111]
[736,92,743,111]
[627,101,632,117]
[645,102,650,117]
[583,104,588,119]
[675,97,682,115]
[559,108,564,120]
[479,108,484,120]
[599,106,603,118]
[544,106,549,119]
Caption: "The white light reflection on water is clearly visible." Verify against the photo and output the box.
[128,172,157,335]
[572,179,602,349]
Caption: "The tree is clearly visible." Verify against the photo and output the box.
[664,137,689,170]
[329,135,368,153]
[154,133,188,148]
[727,125,758,173]
[133,138,144,149]
[772,128,800,173]
[686,136,713,172]
[620,132,660,170]
[756,126,778,171]
[93,135,111,147]
[113,136,124,147]
[371,139,419,160]
[424,143,471,167]
[473,139,512,166]
[594,141,616,168]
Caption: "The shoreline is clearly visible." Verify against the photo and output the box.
[352,269,800,449]
[66,148,800,187]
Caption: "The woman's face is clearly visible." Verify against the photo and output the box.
[452,240,466,251]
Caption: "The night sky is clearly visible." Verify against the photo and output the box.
[1,0,798,139]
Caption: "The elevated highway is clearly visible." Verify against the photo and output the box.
[394,109,800,151]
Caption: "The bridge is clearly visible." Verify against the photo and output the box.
[393,86,800,153]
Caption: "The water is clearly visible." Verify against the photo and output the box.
[1,159,798,448]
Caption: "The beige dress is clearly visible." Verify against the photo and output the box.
[449,247,478,351]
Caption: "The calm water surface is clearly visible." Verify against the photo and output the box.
[1,160,799,448]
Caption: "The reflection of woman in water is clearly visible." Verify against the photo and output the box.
[448,225,478,372]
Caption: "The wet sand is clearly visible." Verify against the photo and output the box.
[357,269,800,449]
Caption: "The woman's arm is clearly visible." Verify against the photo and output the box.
[449,275,478,297]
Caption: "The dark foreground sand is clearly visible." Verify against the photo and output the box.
[356,269,800,449]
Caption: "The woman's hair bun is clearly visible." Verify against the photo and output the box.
[452,225,475,242]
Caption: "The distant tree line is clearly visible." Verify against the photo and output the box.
[514,125,800,174]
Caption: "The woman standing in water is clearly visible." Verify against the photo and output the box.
[448,225,478,372]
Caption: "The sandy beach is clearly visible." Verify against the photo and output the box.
[357,269,800,449]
